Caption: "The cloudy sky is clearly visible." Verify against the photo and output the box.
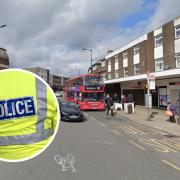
[0,0,180,77]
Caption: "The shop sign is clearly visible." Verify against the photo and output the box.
[85,86,103,91]
[169,82,180,85]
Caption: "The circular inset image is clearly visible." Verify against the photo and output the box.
[0,69,60,162]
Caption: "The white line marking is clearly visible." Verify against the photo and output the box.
[162,160,180,171]
[99,122,106,127]
[91,117,96,121]
[129,141,146,151]
[110,129,121,136]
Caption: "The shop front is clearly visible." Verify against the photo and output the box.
[121,80,146,106]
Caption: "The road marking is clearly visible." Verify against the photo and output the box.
[99,122,106,127]
[139,139,177,153]
[91,117,96,121]
[129,141,146,151]
[83,112,88,117]
[162,160,180,172]
[128,126,146,134]
[110,129,121,136]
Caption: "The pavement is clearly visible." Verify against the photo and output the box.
[116,106,180,137]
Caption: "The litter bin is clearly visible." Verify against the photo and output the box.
[124,102,134,114]
[127,104,133,114]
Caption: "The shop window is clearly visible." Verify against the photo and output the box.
[175,25,180,39]
[175,53,180,68]
[115,70,119,79]
[133,46,139,55]
[159,87,168,107]
[134,63,141,75]
[155,58,164,71]
[124,68,128,77]
[154,33,163,47]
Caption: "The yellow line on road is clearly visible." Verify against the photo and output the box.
[162,160,180,172]
[99,122,106,127]
[110,129,121,136]
[129,141,146,151]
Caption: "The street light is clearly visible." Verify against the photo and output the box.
[82,48,93,74]
[0,24,7,29]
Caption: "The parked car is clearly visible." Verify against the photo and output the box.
[59,101,84,122]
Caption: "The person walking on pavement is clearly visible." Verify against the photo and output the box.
[167,101,177,123]
[105,94,114,116]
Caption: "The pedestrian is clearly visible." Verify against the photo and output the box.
[113,93,118,103]
[105,94,114,116]
[167,101,177,123]
[121,94,126,110]
[127,93,134,103]
[0,69,59,161]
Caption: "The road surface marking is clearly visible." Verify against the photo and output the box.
[110,129,121,136]
[139,139,177,153]
[83,113,88,117]
[129,141,146,151]
[99,122,106,127]
[91,117,96,121]
[162,160,180,171]
[128,126,146,134]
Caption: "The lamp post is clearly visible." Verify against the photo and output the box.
[82,48,93,74]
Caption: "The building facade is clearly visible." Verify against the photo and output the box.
[88,58,106,82]
[25,67,50,83]
[105,16,180,108]
[52,75,68,92]
[0,48,9,70]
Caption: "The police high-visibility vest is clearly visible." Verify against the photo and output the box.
[0,69,59,161]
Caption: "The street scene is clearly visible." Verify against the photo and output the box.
[0,0,180,179]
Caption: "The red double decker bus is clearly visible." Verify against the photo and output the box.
[64,74,105,110]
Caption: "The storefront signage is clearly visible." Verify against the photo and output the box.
[85,86,103,91]
[169,82,180,85]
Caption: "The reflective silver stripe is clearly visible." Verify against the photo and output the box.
[0,78,53,145]
[0,128,53,146]
[36,78,47,132]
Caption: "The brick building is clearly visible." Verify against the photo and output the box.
[88,58,106,82]
[105,16,180,108]
[0,48,9,70]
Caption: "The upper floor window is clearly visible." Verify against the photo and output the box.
[155,34,163,47]
[115,56,119,63]
[108,73,111,80]
[124,68,128,77]
[115,56,119,70]
[133,46,139,55]
[115,70,119,79]
[101,61,105,67]
[155,58,164,72]
[123,50,128,59]
[134,63,141,75]
[175,53,180,68]
[175,25,180,39]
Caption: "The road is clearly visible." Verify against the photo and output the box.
[0,110,180,180]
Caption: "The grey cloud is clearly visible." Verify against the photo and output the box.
[1,0,179,76]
